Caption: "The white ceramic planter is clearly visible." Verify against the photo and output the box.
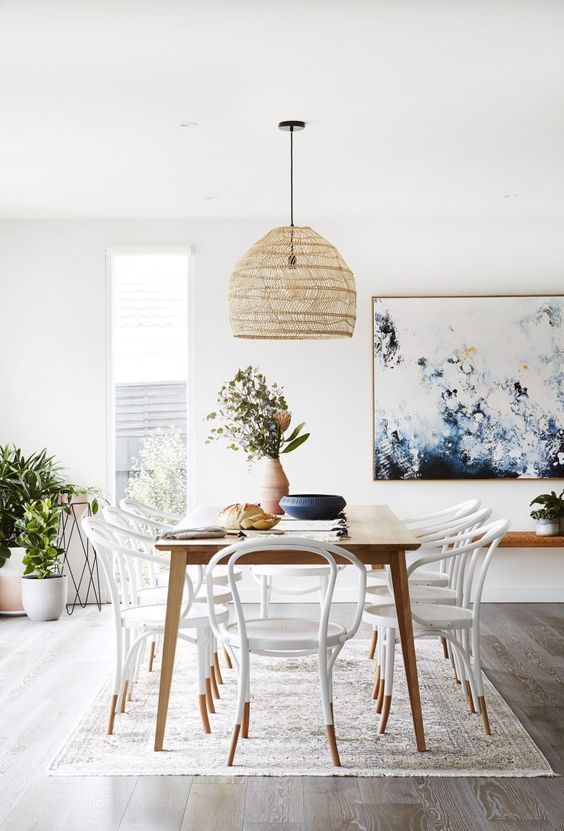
[21,574,68,621]
[0,547,26,615]
[535,518,560,536]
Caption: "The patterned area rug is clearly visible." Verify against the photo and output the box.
[48,639,553,777]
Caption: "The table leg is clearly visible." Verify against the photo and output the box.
[154,550,186,751]
[389,551,426,752]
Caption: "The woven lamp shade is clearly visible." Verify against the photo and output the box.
[228,225,357,339]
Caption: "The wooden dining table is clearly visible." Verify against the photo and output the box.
[154,504,425,753]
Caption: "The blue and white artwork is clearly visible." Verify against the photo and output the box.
[373,296,564,480]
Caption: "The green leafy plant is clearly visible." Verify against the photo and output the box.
[15,498,64,578]
[126,427,187,516]
[206,366,310,463]
[0,444,103,568]
[530,507,561,521]
[530,490,564,521]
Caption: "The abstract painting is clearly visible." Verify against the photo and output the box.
[373,295,564,479]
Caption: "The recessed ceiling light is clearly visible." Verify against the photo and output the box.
[179,121,198,128]
[204,195,219,200]
[503,193,518,198]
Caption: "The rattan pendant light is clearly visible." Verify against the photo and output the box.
[228,120,356,339]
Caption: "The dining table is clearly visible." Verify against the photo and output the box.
[153,504,425,753]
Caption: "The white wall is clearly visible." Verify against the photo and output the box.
[1,218,563,601]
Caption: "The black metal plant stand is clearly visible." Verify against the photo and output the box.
[59,502,103,614]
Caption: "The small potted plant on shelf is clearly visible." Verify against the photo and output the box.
[530,489,564,536]
[206,366,310,514]
[15,498,67,620]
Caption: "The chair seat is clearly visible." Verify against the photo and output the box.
[139,583,232,605]
[363,602,472,631]
[225,617,346,651]
[251,564,331,578]
[364,568,449,588]
[409,568,449,587]
[365,583,457,605]
[121,601,228,630]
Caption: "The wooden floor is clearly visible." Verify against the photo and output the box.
[0,603,562,830]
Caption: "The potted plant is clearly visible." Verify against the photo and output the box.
[15,498,68,620]
[0,444,102,614]
[530,490,564,536]
[206,366,310,514]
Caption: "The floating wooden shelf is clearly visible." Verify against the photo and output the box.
[499,531,564,548]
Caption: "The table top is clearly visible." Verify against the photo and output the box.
[155,504,420,565]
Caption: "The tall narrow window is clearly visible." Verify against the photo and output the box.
[108,249,190,514]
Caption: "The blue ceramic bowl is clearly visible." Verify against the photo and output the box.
[280,494,346,521]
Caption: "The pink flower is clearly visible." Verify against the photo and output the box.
[273,409,291,432]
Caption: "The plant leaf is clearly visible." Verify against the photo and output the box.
[280,433,310,454]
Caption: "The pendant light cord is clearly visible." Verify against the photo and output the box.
[290,126,294,227]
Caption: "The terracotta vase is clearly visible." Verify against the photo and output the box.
[257,457,289,515]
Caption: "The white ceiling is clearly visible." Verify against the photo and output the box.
[1,0,563,220]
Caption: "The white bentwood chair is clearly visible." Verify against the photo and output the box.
[103,505,235,699]
[367,506,492,705]
[205,537,367,767]
[82,517,229,735]
[366,499,482,660]
[364,518,510,735]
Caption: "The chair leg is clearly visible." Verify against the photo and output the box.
[209,635,220,699]
[107,694,118,735]
[227,650,249,766]
[371,626,382,699]
[210,666,220,699]
[197,631,211,734]
[478,696,491,735]
[223,645,233,670]
[242,701,250,738]
[471,624,490,734]
[325,724,341,767]
[213,651,223,685]
[378,627,395,734]
[227,724,241,767]
[120,680,129,712]
[198,694,211,734]
[441,637,449,659]
[319,647,341,767]
[371,662,381,700]
[368,627,378,660]
[242,658,251,737]
[205,676,216,713]
[204,633,216,713]
[107,627,123,735]
[147,640,156,672]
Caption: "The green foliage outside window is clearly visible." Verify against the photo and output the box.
[126,427,187,516]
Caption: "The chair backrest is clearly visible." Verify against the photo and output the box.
[406,506,492,598]
[402,499,481,536]
[410,518,510,623]
[119,498,180,526]
[82,516,194,613]
[205,537,367,653]
[103,506,205,597]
